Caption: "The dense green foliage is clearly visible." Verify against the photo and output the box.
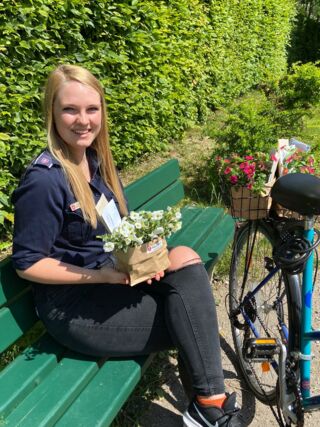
[209,62,320,157]
[0,0,296,242]
[278,61,320,108]
[289,0,320,63]
[207,62,320,200]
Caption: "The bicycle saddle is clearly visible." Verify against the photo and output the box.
[271,173,320,216]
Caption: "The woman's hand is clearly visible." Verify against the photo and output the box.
[146,270,165,285]
[99,265,130,285]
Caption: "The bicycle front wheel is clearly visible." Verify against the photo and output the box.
[229,221,298,404]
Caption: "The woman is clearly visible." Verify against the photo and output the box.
[12,65,243,427]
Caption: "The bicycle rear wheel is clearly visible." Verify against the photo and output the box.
[229,221,300,404]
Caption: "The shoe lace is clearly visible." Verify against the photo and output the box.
[215,406,241,426]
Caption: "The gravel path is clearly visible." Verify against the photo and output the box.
[139,275,320,427]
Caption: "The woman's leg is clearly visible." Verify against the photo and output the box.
[167,245,202,271]
[158,248,242,426]
[168,246,225,397]
[33,282,174,357]
[34,246,223,395]
[151,260,225,397]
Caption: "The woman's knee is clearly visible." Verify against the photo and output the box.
[167,246,202,271]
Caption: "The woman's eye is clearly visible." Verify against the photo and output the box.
[88,107,99,112]
[63,107,76,112]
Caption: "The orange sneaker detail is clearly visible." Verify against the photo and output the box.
[196,395,227,408]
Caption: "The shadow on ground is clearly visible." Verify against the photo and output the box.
[139,335,259,427]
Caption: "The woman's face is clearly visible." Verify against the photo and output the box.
[53,80,102,157]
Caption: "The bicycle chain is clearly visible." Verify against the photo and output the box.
[286,363,304,426]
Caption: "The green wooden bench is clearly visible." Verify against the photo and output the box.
[0,158,234,427]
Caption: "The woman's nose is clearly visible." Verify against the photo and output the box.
[77,111,89,125]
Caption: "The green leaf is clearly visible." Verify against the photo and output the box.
[0,133,10,141]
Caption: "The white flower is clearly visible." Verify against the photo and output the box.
[134,236,144,245]
[103,242,115,252]
[151,210,164,220]
[101,206,182,252]
[172,222,182,232]
[119,227,130,237]
[130,211,142,220]
[119,222,134,237]
[153,226,164,235]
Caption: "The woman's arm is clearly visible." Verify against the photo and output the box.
[17,257,129,285]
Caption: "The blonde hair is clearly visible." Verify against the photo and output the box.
[44,64,128,227]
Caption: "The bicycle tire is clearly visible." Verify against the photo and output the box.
[229,220,301,404]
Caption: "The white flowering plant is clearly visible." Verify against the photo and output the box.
[102,206,182,253]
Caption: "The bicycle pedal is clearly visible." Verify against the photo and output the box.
[243,338,280,361]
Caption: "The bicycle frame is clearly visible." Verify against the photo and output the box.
[239,266,287,342]
[234,216,320,422]
[300,215,320,411]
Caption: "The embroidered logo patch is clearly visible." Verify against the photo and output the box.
[70,202,81,211]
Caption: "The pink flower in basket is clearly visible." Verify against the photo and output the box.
[281,150,319,176]
[216,152,275,195]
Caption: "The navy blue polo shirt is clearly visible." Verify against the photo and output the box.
[12,149,120,271]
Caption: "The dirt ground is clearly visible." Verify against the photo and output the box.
[139,274,320,427]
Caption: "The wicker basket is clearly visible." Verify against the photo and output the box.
[230,184,273,220]
[272,203,320,226]
[273,203,302,220]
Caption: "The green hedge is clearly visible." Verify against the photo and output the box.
[289,0,320,64]
[0,0,296,242]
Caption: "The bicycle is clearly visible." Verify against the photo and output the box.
[228,172,320,426]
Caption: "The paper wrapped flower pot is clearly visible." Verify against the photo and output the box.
[114,238,170,286]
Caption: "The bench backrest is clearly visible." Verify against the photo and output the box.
[0,159,184,355]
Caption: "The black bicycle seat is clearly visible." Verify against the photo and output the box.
[271,173,320,216]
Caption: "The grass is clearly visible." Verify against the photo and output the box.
[0,321,45,372]
[297,106,320,146]
[119,124,218,205]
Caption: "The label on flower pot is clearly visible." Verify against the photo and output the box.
[146,239,163,254]
[114,238,171,286]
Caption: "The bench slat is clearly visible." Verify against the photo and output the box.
[54,355,154,427]
[0,292,38,353]
[0,258,29,307]
[4,354,99,427]
[0,334,64,417]
[138,180,185,211]
[168,207,224,249]
[124,159,180,210]
[168,207,234,270]
[197,214,234,269]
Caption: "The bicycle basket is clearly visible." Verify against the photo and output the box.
[272,203,303,220]
[230,185,273,220]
